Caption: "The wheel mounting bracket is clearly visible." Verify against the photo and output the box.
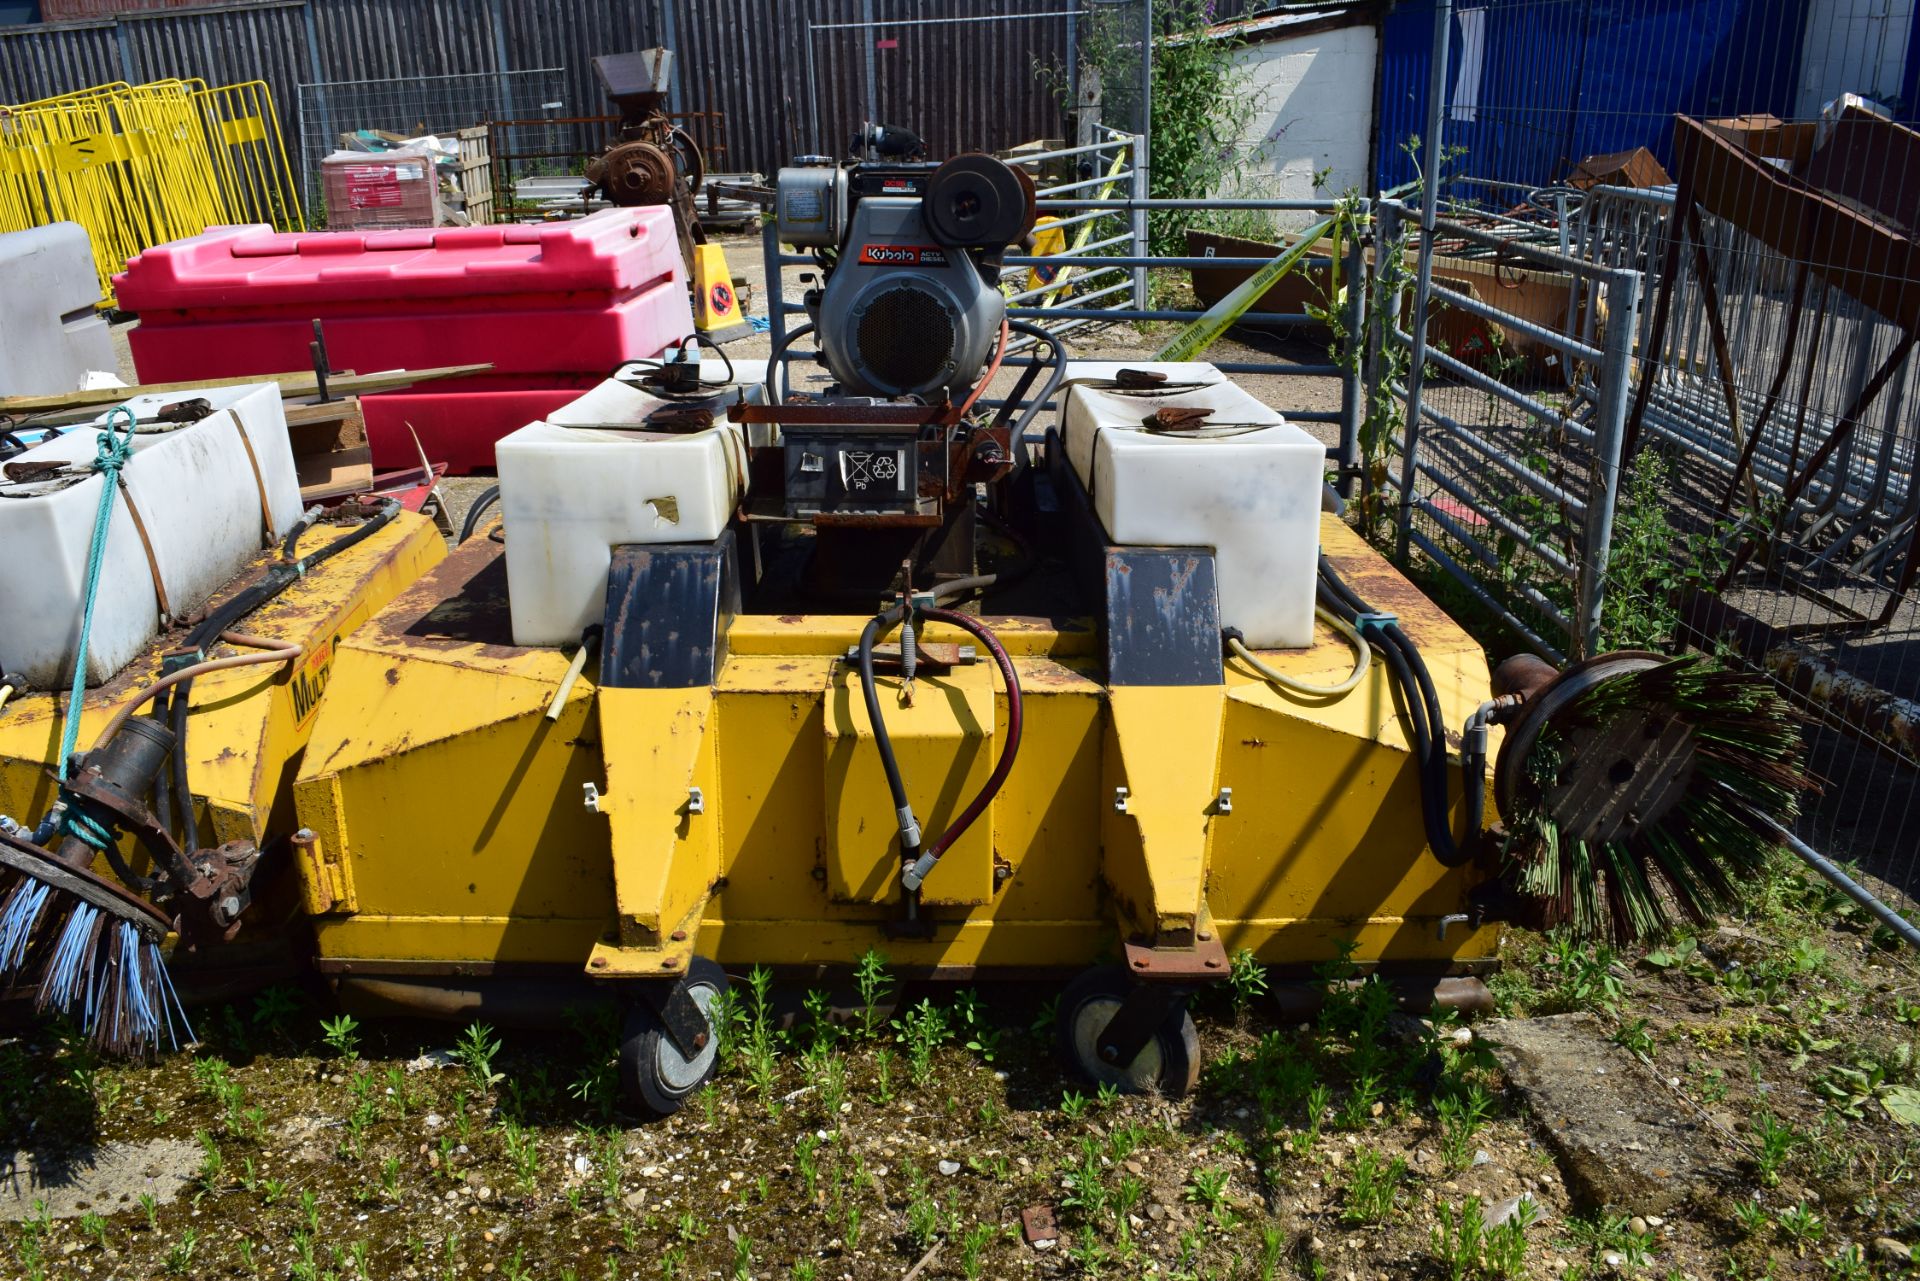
[1093,982,1191,1068]
[642,974,711,1061]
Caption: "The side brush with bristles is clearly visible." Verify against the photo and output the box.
[1498,653,1812,943]
[0,716,193,1055]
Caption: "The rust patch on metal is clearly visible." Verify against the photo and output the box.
[1123,930,1230,982]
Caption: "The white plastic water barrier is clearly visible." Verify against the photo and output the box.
[0,223,115,398]
[0,383,302,689]
[497,371,759,648]
[1061,365,1323,649]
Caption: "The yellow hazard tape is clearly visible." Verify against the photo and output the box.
[1154,212,1336,362]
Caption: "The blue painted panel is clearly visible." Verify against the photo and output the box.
[1375,0,1810,193]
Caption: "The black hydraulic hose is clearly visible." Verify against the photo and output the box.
[460,485,502,542]
[1316,555,1481,867]
[856,602,921,874]
[280,512,316,561]
[190,499,401,651]
[769,323,817,406]
[1002,320,1070,480]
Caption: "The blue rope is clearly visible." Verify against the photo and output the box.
[57,406,137,782]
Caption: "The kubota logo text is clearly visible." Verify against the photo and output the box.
[856,244,948,266]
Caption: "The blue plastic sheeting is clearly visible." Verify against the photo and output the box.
[1375,0,1809,194]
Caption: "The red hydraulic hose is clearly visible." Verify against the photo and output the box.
[954,317,1009,422]
[917,607,1023,865]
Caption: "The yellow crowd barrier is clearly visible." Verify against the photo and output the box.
[1,77,305,304]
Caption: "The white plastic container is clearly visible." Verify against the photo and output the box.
[497,369,760,647]
[0,383,303,688]
[1061,365,1323,649]
[0,223,116,397]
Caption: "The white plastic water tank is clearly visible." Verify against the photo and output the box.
[0,224,116,397]
[1061,366,1324,649]
[0,383,303,689]
[497,368,759,648]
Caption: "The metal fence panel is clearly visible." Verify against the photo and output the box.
[1371,0,1920,920]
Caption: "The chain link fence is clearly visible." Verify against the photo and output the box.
[297,68,570,211]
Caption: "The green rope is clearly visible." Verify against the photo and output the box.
[57,406,137,782]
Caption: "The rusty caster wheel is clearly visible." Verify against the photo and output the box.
[620,956,728,1117]
[1055,965,1201,1096]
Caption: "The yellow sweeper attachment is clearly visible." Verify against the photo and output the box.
[0,151,1816,1109]
[275,149,1813,1115]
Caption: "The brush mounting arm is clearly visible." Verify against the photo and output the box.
[53,721,262,941]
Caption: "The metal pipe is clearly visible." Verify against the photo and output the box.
[1414,497,1575,632]
[1392,0,1453,564]
[1422,280,1607,363]
[1390,388,1590,516]
[1387,199,1633,280]
[1006,136,1134,166]
[1726,787,1920,951]
[1002,272,1128,306]
[1415,458,1580,578]
[1393,325,1597,444]
[1404,527,1566,661]
[761,215,786,357]
[1038,171,1139,199]
[1573,269,1643,658]
[1336,223,1366,498]
[1008,307,1317,325]
[1036,198,1355,211]
[1002,254,1336,270]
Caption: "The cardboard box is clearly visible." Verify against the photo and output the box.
[321,153,441,230]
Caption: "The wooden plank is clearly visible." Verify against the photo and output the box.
[296,445,374,502]
[285,397,369,453]
[0,363,494,415]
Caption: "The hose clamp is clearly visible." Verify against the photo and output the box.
[1353,611,1398,639]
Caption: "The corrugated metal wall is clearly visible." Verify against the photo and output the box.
[1,0,1082,180]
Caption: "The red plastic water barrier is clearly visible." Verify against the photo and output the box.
[116,208,694,473]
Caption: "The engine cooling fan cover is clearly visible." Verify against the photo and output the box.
[845,277,963,397]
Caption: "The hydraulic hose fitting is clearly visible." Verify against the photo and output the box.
[901,850,938,893]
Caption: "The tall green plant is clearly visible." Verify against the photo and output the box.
[1142,2,1264,253]
[1047,0,1266,254]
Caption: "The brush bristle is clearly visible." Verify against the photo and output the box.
[1505,655,1811,943]
[0,869,192,1055]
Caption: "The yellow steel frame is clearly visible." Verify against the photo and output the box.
[295,516,1502,979]
[0,514,444,880]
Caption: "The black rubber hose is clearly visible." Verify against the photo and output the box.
[1317,555,1481,867]
[856,603,919,870]
[769,323,817,406]
[168,680,196,855]
[460,485,502,542]
[1003,321,1070,479]
[280,511,316,561]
